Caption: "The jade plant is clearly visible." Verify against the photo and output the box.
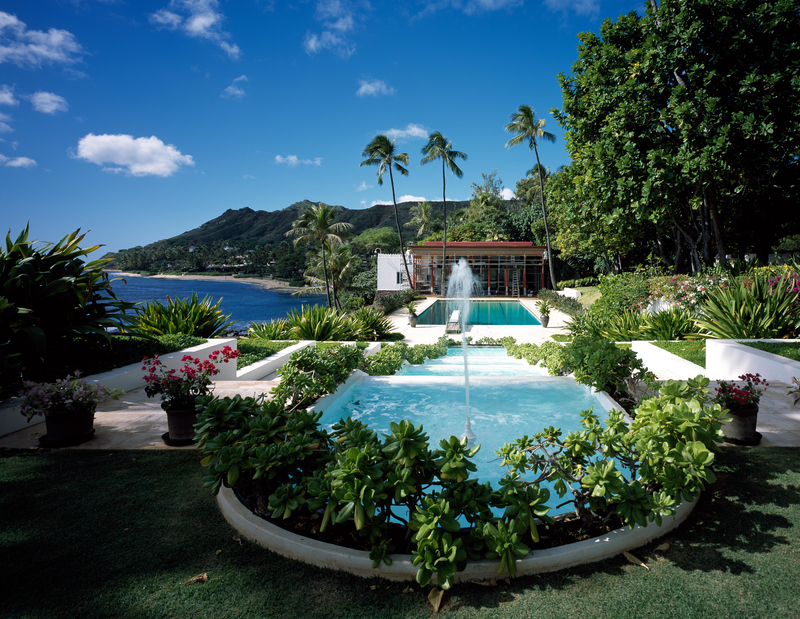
[196,372,725,589]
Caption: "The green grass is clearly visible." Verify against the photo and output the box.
[741,341,800,363]
[653,340,707,367]
[2,447,800,618]
[236,339,295,369]
[315,341,371,351]
[575,286,601,307]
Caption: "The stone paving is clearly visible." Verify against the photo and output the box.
[2,299,799,449]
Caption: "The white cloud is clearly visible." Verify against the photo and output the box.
[74,133,195,177]
[384,123,428,142]
[303,0,358,58]
[0,84,19,106]
[31,91,69,114]
[0,122,12,133]
[370,194,427,207]
[243,174,255,179]
[0,11,84,68]
[500,187,515,200]
[356,180,372,191]
[150,1,241,59]
[275,155,322,167]
[0,153,36,167]
[221,74,247,99]
[356,79,395,97]
[542,0,599,15]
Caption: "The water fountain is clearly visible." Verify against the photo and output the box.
[446,258,482,445]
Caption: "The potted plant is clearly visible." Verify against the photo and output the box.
[406,301,418,328]
[142,346,240,446]
[713,373,768,445]
[18,373,123,447]
[538,300,551,328]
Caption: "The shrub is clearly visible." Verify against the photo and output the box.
[643,307,700,341]
[373,289,419,315]
[249,319,293,340]
[286,305,357,341]
[130,293,234,337]
[236,339,294,369]
[350,306,396,341]
[557,277,599,288]
[0,226,136,397]
[599,309,647,341]
[592,273,650,320]
[563,336,654,398]
[537,288,585,317]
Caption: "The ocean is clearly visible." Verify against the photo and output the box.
[105,272,327,331]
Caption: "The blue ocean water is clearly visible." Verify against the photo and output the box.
[105,271,327,331]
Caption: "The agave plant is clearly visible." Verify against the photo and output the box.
[643,306,700,341]
[599,309,647,341]
[249,319,293,340]
[130,293,234,338]
[286,305,357,341]
[695,273,800,339]
[350,306,396,341]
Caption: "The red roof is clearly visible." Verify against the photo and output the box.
[408,242,537,248]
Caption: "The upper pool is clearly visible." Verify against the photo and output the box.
[416,300,540,326]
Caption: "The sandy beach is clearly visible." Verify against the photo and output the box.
[108,271,306,293]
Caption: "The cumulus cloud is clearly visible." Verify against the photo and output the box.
[220,74,247,99]
[74,133,195,177]
[356,79,395,97]
[371,194,427,206]
[0,11,85,68]
[150,0,241,59]
[275,155,322,167]
[0,84,18,106]
[0,153,36,167]
[31,91,69,114]
[384,123,428,142]
[356,180,372,191]
[500,187,515,200]
[303,0,358,58]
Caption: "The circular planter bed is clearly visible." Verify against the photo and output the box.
[218,486,697,583]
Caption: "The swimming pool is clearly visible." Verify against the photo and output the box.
[416,299,540,326]
[396,347,546,377]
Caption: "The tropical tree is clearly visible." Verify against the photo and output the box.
[360,135,413,287]
[285,203,353,308]
[420,131,467,295]
[299,242,360,310]
[405,200,441,239]
[505,105,559,290]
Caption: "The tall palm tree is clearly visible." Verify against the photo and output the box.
[405,200,441,239]
[285,202,353,308]
[360,135,413,288]
[505,105,559,290]
[420,131,467,296]
[299,241,360,310]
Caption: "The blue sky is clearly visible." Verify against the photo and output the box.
[1,0,641,254]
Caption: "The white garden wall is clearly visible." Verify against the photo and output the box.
[377,253,411,291]
[706,339,800,382]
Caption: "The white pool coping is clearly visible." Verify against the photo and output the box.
[218,486,697,583]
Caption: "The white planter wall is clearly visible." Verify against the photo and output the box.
[631,341,706,380]
[236,341,314,381]
[706,339,800,382]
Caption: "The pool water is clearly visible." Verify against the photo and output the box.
[416,300,540,326]
[397,347,546,377]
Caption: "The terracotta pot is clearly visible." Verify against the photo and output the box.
[722,403,761,446]
[162,401,198,447]
[40,405,96,447]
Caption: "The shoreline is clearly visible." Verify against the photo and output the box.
[107,271,306,293]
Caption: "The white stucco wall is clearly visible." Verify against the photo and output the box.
[377,253,411,291]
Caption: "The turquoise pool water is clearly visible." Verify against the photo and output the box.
[396,347,546,377]
[416,300,540,326]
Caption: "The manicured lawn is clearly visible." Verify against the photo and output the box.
[236,339,295,369]
[2,446,799,618]
[653,340,707,367]
[575,286,600,307]
[741,341,800,363]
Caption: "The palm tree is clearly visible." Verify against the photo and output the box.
[285,202,353,308]
[299,242,360,310]
[420,131,467,296]
[505,105,559,290]
[360,135,413,288]
[405,200,441,239]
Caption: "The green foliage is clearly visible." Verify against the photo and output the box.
[271,344,364,411]
[695,273,800,339]
[0,226,136,396]
[130,293,234,337]
[643,307,700,341]
[741,341,800,363]
[558,277,599,288]
[564,336,654,396]
[350,227,401,253]
[236,339,294,369]
[653,340,706,367]
[373,288,418,315]
[361,337,452,376]
[599,309,647,341]
[592,273,651,320]
[249,319,293,340]
[349,306,396,341]
[537,288,585,317]
[286,305,356,341]
[505,340,569,376]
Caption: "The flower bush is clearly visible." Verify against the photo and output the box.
[713,373,768,409]
[141,346,240,406]
[18,373,122,421]
[789,377,800,407]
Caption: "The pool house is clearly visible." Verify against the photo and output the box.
[405,241,551,297]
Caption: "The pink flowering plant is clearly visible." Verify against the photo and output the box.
[141,346,240,407]
[18,373,123,421]
[713,373,768,410]
[788,377,800,407]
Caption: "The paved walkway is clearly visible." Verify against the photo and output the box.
[2,300,799,449]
